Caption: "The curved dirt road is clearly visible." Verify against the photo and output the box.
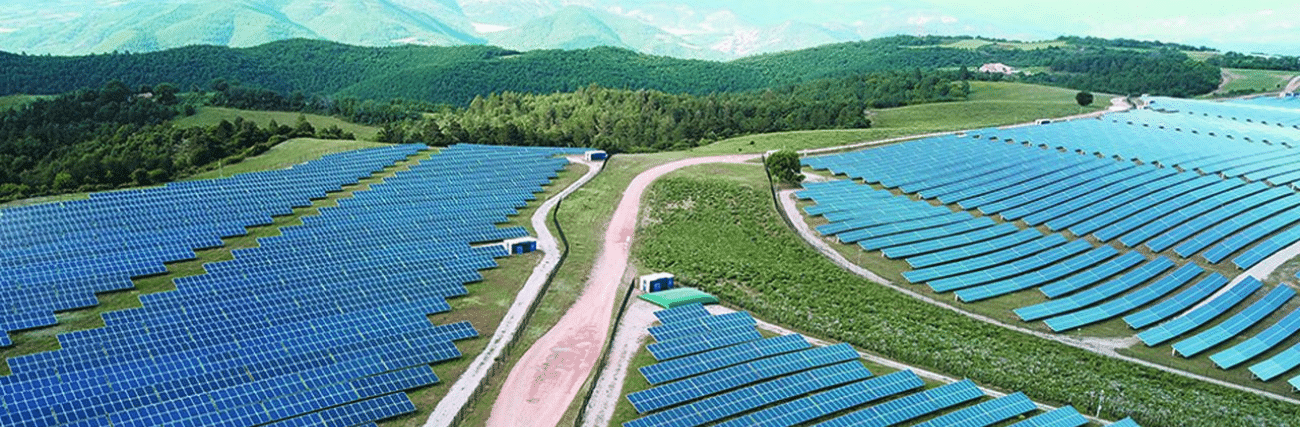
[425,157,600,427]
[486,154,758,427]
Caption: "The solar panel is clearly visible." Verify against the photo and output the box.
[1123,273,1230,330]
[1172,285,1295,357]
[624,361,871,427]
[627,344,860,413]
[654,303,711,325]
[712,370,925,427]
[1043,263,1202,332]
[646,324,764,361]
[1110,417,1144,427]
[1008,406,1089,427]
[1016,257,1175,322]
[1138,277,1263,346]
[813,379,984,427]
[1211,307,1300,369]
[912,392,1037,427]
[639,334,811,385]
[650,311,756,342]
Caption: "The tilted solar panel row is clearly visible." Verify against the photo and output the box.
[1173,285,1295,357]
[1138,277,1263,346]
[0,144,583,426]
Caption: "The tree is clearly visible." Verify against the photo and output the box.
[1075,91,1094,107]
[765,149,804,184]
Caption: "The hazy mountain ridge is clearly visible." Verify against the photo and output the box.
[0,0,980,59]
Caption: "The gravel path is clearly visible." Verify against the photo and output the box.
[487,155,757,427]
[424,156,600,427]
[579,299,659,427]
[776,188,1300,405]
[1286,76,1300,94]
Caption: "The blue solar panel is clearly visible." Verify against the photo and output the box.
[627,344,860,413]
[640,334,811,385]
[1138,277,1263,346]
[1008,406,1089,427]
[712,370,925,427]
[1016,257,1175,322]
[624,361,872,427]
[814,379,985,427]
[1172,285,1295,357]
[0,144,586,427]
[647,324,764,361]
[912,392,1037,427]
[650,311,756,342]
[1110,417,1143,427]
[1124,273,1230,330]
[1044,263,1202,332]
[1211,307,1300,369]
[654,303,711,325]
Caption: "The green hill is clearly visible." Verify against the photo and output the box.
[1,36,1222,105]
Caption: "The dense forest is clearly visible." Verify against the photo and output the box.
[374,69,968,152]
[1207,52,1300,72]
[0,81,355,202]
[2,36,1225,106]
[1023,49,1221,97]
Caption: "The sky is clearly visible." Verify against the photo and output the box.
[1,0,1298,56]
[578,0,1300,55]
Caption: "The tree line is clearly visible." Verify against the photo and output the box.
[2,36,1228,107]
[373,69,969,152]
[0,81,355,202]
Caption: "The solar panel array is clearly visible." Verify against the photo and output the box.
[799,97,1300,391]
[0,143,587,426]
[626,308,1138,427]
[0,144,424,346]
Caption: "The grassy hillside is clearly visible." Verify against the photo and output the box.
[632,165,1300,427]
[0,94,48,111]
[693,81,1111,154]
[1215,68,1297,95]
[186,138,389,180]
[2,35,1223,106]
[175,107,383,140]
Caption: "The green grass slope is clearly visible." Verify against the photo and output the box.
[694,81,1111,154]
[175,107,383,140]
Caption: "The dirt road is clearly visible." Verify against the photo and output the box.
[486,154,757,427]
[424,156,600,427]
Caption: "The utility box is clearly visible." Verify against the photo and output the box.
[501,237,538,255]
[585,150,608,161]
[639,273,675,293]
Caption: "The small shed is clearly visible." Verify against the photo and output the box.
[639,287,718,309]
[501,237,538,255]
[585,150,608,161]
[638,273,675,293]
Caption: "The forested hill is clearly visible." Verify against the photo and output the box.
[2,36,1221,105]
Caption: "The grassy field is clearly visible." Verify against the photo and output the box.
[904,38,1068,50]
[0,94,49,111]
[175,107,383,140]
[187,138,389,180]
[1215,68,1297,95]
[628,164,1300,427]
[692,82,1111,155]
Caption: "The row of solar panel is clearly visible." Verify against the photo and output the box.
[0,144,585,426]
[804,136,1300,271]
[627,308,1136,427]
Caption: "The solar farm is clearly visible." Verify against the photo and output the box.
[621,303,1139,427]
[0,143,587,427]
[798,96,1300,394]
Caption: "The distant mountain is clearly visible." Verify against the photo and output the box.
[486,6,721,60]
[0,0,482,55]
